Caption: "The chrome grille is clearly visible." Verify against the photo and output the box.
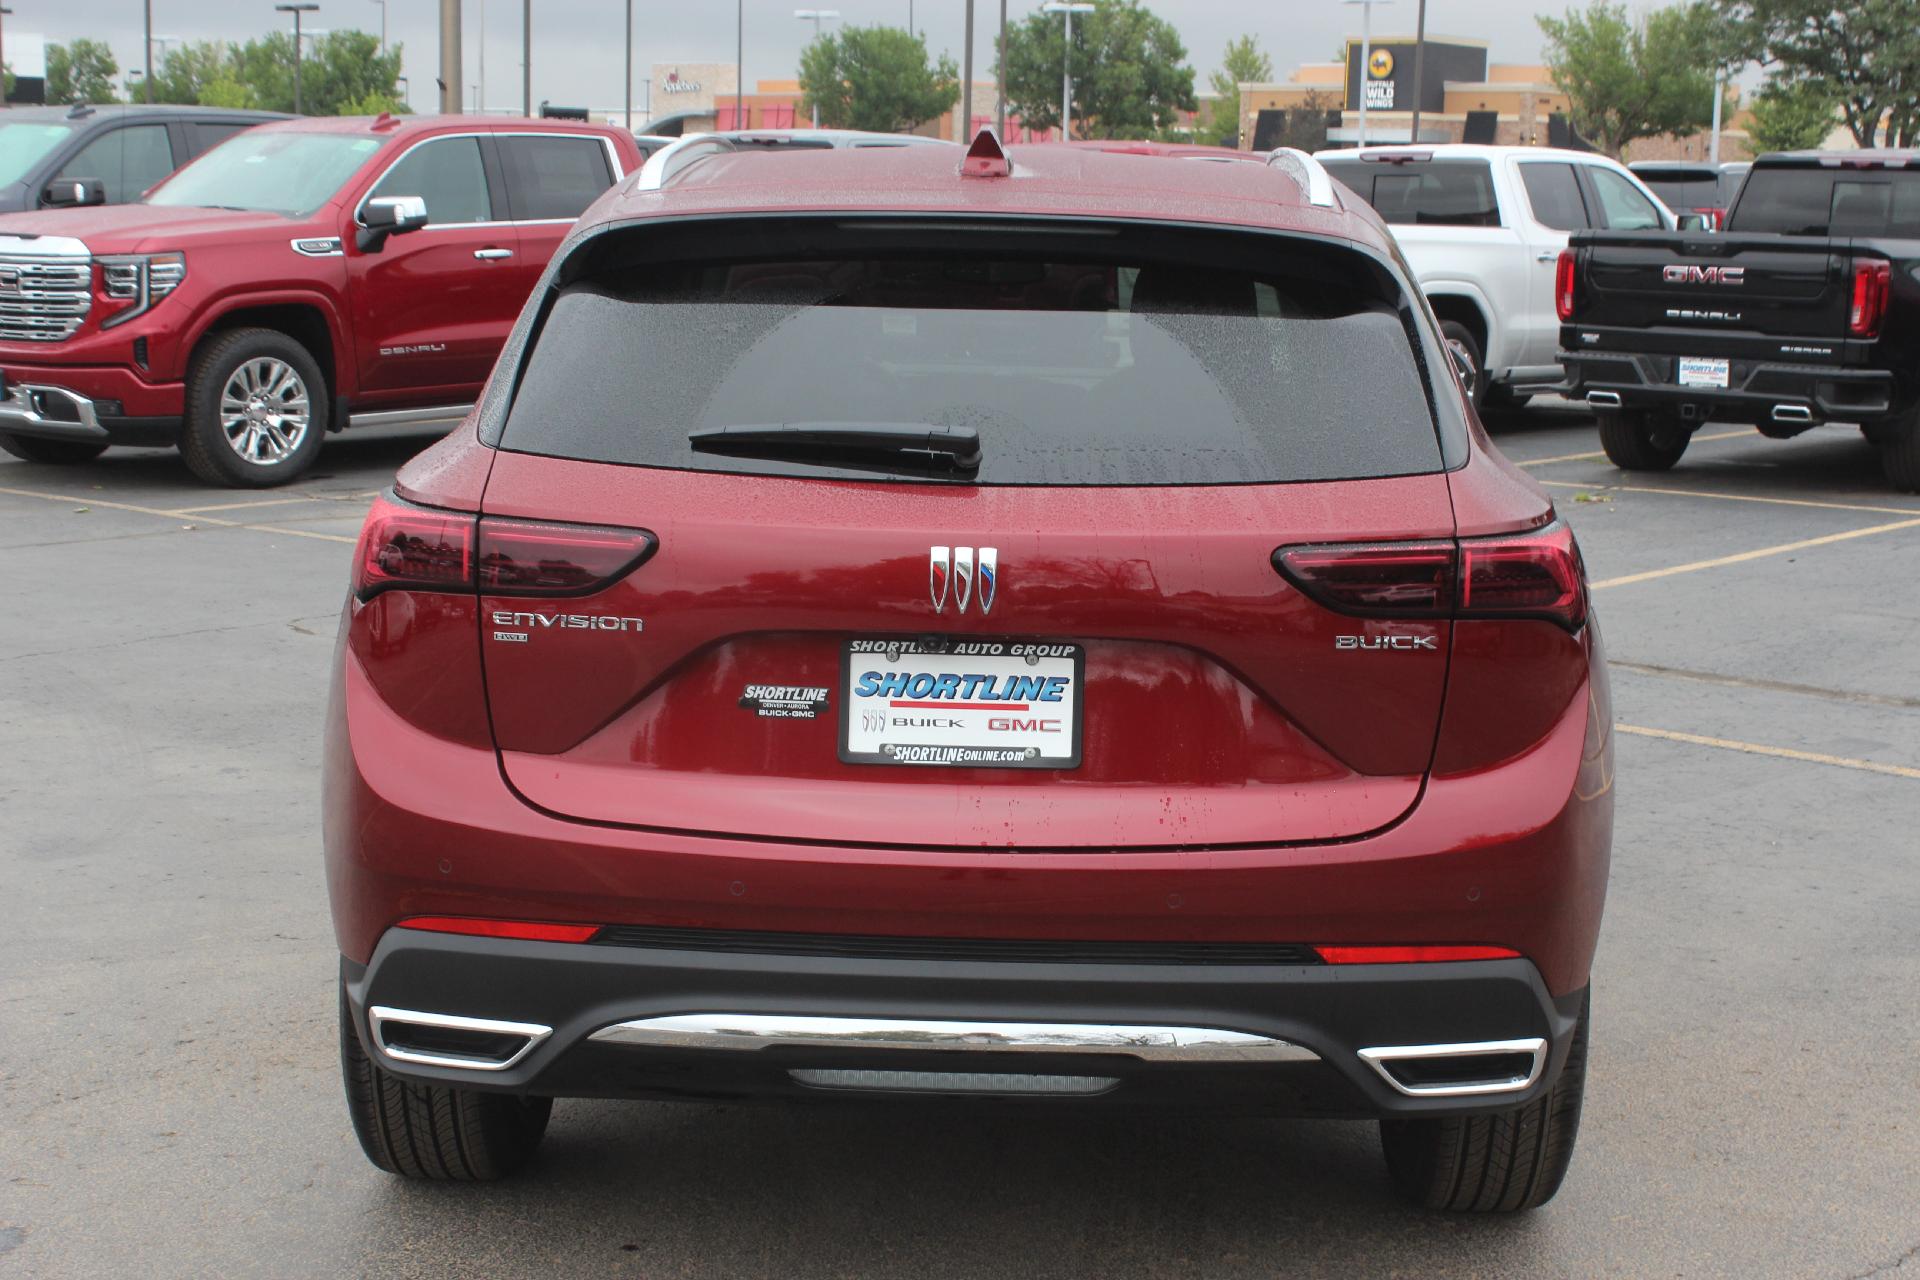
[0,256,92,342]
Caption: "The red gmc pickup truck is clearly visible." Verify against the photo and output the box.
[0,114,640,486]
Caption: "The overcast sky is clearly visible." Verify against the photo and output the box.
[57,0,1559,117]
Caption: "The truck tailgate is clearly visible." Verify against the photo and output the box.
[1571,230,1853,344]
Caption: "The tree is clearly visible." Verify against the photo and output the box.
[47,39,122,105]
[798,25,959,133]
[1206,35,1272,147]
[1538,3,1728,157]
[1726,0,1920,147]
[1001,0,1197,140]
[151,42,243,105]
[1745,74,1838,152]
[197,76,261,110]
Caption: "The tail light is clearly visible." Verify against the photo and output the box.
[351,492,654,601]
[1554,249,1577,321]
[1849,260,1891,339]
[1275,521,1587,631]
[396,915,601,943]
[1314,944,1520,964]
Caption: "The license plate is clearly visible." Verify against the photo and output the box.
[840,638,1083,768]
[1677,357,1730,389]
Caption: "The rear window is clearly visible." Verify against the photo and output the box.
[498,220,1447,486]
[1639,175,1720,210]
[1731,168,1920,236]
[1320,159,1501,227]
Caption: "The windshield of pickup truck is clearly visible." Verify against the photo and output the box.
[0,123,75,186]
[1733,168,1920,237]
[147,131,385,217]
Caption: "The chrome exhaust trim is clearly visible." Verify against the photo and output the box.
[590,1013,1318,1063]
[1585,390,1622,408]
[1771,404,1815,424]
[368,1005,552,1072]
[1357,1037,1548,1098]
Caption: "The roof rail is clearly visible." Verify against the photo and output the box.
[634,134,740,192]
[1266,148,1337,209]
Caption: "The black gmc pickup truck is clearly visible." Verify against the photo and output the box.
[1557,150,1919,490]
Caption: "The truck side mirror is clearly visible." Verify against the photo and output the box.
[357,195,429,251]
[42,177,106,208]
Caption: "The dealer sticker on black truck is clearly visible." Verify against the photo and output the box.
[839,638,1083,768]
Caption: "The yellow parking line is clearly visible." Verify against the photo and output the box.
[1617,724,1920,780]
[1540,479,1920,517]
[0,483,356,544]
[1517,427,1754,468]
[168,496,326,515]
[1591,517,1920,590]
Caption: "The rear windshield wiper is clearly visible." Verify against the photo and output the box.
[688,422,981,472]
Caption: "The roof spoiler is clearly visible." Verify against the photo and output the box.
[634,133,740,191]
[1266,148,1337,208]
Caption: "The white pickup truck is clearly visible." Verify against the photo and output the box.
[1316,144,1676,409]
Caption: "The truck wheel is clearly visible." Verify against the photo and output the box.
[339,985,552,1181]
[1873,407,1920,493]
[1379,991,1589,1212]
[1439,320,1486,411]
[178,328,328,488]
[1597,408,1689,471]
[0,433,108,465]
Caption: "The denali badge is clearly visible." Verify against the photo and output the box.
[1662,265,1745,285]
[1336,634,1438,651]
[930,545,998,614]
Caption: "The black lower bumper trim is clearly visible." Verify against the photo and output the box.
[1562,350,1901,423]
[342,931,1586,1119]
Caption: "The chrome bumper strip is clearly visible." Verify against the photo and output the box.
[0,382,108,438]
[588,1013,1319,1063]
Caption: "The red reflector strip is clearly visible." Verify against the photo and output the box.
[397,916,601,943]
[1313,944,1521,965]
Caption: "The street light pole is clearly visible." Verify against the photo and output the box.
[624,0,632,130]
[370,0,386,53]
[735,0,744,127]
[1408,0,1427,144]
[1041,3,1093,141]
[961,0,974,139]
[793,10,840,129]
[996,0,1007,136]
[439,0,460,113]
[144,0,155,102]
[275,4,320,115]
[522,0,531,116]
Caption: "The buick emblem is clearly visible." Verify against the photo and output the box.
[930,545,997,614]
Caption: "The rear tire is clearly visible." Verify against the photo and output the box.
[1439,320,1487,411]
[178,327,328,488]
[339,984,552,1180]
[1597,408,1689,471]
[1379,991,1589,1212]
[0,433,108,465]
[1872,405,1920,493]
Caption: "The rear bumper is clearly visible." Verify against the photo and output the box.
[341,931,1587,1118]
[1560,348,1902,424]
[0,364,184,446]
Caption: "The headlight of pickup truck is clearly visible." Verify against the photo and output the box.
[98,252,187,329]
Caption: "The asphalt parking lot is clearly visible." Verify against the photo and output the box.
[2,403,1917,1279]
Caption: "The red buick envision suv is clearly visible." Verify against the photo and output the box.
[325,134,1612,1211]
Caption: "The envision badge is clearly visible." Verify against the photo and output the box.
[1662,265,1745,285]
[930,545,998,614]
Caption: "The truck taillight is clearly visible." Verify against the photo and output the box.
[1554,249,1577,321]
[351,492,655,601]
[1849,260,1891,339]
[1275,522,1588,632]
